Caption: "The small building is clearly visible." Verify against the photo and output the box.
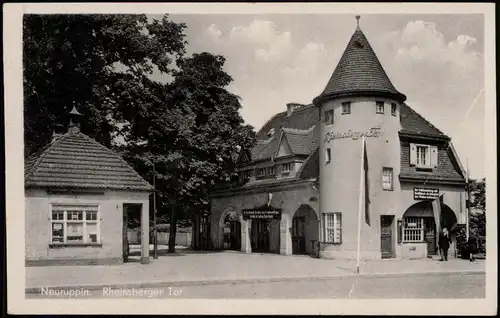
[25,107,153,266]
[206,17,467,260]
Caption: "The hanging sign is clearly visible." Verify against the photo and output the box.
[324,127,382,143]
[413,187,440,200]
[242,209,282,220]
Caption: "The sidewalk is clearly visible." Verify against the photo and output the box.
[25,250,485,293]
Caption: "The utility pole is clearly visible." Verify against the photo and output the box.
[465,159,470,242]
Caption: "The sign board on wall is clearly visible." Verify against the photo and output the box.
[242,209,282,220]
[324,127,382,143]
[413,188,440,200]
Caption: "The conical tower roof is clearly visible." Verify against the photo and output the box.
[314,20,406,104]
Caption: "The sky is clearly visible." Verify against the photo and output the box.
[149,14,485,179]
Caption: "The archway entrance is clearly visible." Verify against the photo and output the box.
[292,205,319,255]
[223,211,241,250]
[402,201,458,256]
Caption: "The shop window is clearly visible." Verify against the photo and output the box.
[391,103,397,116]
[402,217,424,242]
[341,102,351,115]
[282,163,292,173]
[376,101,385,114]
[50,205,100,244]
[325,148,331,164]
[382,167,393,191]
[410,143,438,169]
[324,109,334,125]
[323,213,342,244]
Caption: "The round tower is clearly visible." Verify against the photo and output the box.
[313,17,407,260]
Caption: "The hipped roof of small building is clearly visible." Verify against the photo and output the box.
[25,131,154,192]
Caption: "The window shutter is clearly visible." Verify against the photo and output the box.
[430,146,438,168]
[409,143,417,166]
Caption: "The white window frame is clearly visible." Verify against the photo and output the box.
[376,101,385,114]
[416,144,431,168]
[341,102,351,115]
[50,204,100,245]
[323,212,342,244]
[381,167,393,191]
[402,217,424,242]
[391,103,397,116]
[282,163,292,173]
[324,109,334,125]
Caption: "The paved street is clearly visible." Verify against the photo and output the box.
[26,273,485,299]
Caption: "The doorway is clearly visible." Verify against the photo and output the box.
[292,216,306,255]
[251,219,271,253]
[380,215,394,258]
[424,218,437,256]
[223,214,241,250]
[123,203,143,263]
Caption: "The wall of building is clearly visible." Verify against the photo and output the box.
[319,96,402,260]
[25,189,149,266]
[210,183,318,256]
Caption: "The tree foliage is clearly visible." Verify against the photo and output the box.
[23,14,187,156]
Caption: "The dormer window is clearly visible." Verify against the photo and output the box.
[267,166,275,176]
[341,102,351,115]
[376,101,385,114]
[282,163,292,173]
[267,128,275,138]
[257,168,266,177]
[410,143,438,169]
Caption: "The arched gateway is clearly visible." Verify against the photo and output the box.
[402,201,458,257]
[219,208,242,251]
[291,204,319,255]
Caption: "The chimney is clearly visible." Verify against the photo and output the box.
[68,105,83,133]
[52,124,66,142]
[287,103,303,117]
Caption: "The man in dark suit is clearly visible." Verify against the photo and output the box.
[438,227,452,261]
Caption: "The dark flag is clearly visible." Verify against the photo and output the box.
[363,138,370,226]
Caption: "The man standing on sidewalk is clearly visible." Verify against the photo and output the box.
[438,228,452,261]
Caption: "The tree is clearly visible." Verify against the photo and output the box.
[469,178,486,253]
[123,53,256,253]
[23,14,187,156]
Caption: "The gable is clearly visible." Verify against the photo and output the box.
[276,133,293,157]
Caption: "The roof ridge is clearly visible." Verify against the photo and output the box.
[24,133,71,183]
[77,133,153,190]
[403,104,445,136]
[257,104,315,135]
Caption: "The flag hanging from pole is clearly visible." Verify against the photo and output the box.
[432,194,444,233]
[363,138,370,226]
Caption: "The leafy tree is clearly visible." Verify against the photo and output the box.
[123,52,256,253]
[23,14,187,156]
[469,178,486,253]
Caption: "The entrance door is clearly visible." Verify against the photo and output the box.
[224,221,241,250]
[292,217,306,255]
[380,215,394,259]
[251,219,270,253]
[424,218,436,256]
[122,206,129,262]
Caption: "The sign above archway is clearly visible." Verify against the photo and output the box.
[242,205,282,220]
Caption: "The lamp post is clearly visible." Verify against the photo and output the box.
[152,152,158,260]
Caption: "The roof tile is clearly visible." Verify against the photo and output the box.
[25,132,153,192]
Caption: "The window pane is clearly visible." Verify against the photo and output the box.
[66,223,84,242]
[52,211,64,220]
[87,223,98,243]
[52,223,64,243]
[86,211,97,221]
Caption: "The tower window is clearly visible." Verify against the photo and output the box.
[341,102,351,115]
[391,103,397,116]
[325,148,331,164]
[376,101,385,114]
[382,167,393,191]
[324,109,334,125]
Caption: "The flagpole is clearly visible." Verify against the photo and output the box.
[466,159,470,242]
[356,137,365,274]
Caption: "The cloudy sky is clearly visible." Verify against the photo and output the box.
[150,13,485,178]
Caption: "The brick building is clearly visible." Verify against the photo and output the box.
[207,18,467,260]
[25,107,153,266]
